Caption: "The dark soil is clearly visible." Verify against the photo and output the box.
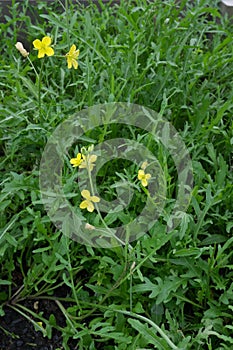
[0,298,76,350]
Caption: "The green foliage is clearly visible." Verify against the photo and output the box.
[0,0,233,348]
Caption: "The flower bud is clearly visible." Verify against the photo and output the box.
[85,223,95,230]
[15,42,29,57]
[141,161,148,170]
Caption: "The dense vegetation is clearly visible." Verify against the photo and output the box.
[0,0,232,349]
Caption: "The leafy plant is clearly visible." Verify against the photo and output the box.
[0,0,232,348]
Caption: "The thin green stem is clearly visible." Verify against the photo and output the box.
[57,0,70,46]
[38,59,45,118]
[129,272,133,312]
[55,300,77,334]
[65,0,71,46]
[9,304,47,337]
[26,56,39,80]
[64,237,82,312]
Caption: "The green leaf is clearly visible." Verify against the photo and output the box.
[128,318,169,349]
[0,279,11,285]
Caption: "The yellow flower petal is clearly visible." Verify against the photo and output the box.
[70,153,83,167]
[67,58,72,69]
[90,195,100,203]
[79,154,97,171]
[69,44,76,55]
[42,36,52,46]
[86,201,95,212]
[33,39,42,49]
[138,169,145,180]
[38,49,45,58]
[81,189,91,200]
[80,199,94,212]
[80,199,88,209]
[89,155,97,163]
[45,47,54,57]
[72,60,78,69]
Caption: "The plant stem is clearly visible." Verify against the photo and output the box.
[38,59,45,119]
[26,56,39,81]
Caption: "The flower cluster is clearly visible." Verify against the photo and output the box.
[70,148,152,214]
[70,145,97,171]
[137,161,151,187]
[70,146,99,212]
[70,153,97,172]
[15,36,80,70]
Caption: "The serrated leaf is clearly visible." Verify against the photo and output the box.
[128,318,169,349]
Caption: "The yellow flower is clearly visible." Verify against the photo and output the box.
[66,44,80,69]
[15,42,29,57]
[79,154,97,172]
[70,153,83,167]
[33,36,54,58]
[138,169,151,187]
[80,190,100,212]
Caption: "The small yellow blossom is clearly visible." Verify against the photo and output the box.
[70,153,83,167]
[79,154,97,172]
[138,169,151,187]
[15,42,29,57]
[80,190,100,212]
[66,44,80,69]
[33,36,54,58]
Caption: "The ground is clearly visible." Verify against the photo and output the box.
[0,299,65,350]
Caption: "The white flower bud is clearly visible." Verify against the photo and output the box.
[85,223,95,230]
[15,42,29,57]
